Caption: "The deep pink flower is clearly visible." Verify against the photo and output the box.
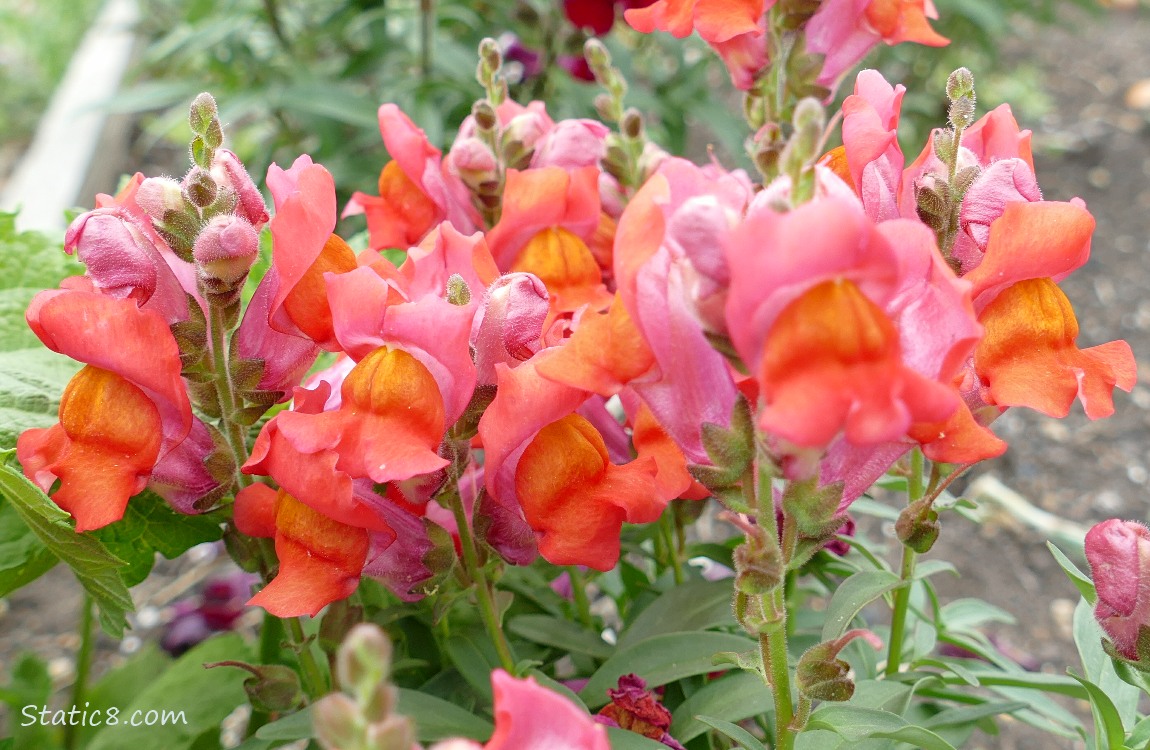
[1086,519,1150,661]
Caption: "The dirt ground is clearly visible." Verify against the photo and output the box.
[3,4,1150,748]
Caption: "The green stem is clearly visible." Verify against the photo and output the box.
[661,511,684,585]
[419,0,435,79]
[64,595,94,750]
[886,448,925,677]
[884,543,917,677]
[761,587,796,750]
[261,0,293,53]
[254,539,327,701]
[568,566,594,630]
[447,492,516,672]
[207,303,252,490]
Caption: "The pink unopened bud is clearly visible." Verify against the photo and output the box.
[192,215,259,283]
[531,119,609,170]
[448,137,499,187]
[211,149,270,228]
[1086,519,1150,660]
[471,273,550,385]
[136,177,187,222]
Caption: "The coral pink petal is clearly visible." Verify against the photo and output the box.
[486,672,610,750]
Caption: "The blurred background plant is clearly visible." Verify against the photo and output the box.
[0,0,104,175]
[0,0,1103,211]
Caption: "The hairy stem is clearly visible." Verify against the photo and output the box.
[63,595,94,750]
[886,448,925,676]
[446,492,516,672]
[568,566,595,630]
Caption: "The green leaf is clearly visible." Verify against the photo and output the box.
[694,715,768,750]
[0,495,57,596]
[86,634,254,750]
[0,652,55,750]
[89,491,223,587]
[619,578,736,648]
[0,349,80,450]
[669,671,771,743]
[1127,714,1150,747]
[508,614,612,659]
[397,688,495,741]
[444,636,496,703]
[0,463,133,636]
[1073,599,1139,727]
[805,705,957,750]
[914,560,958,580]
[920,700,1029,729]
[254,707,312,741]
[1048,541,1096,605]
[579,632,755,709]
[71,644,172,748]
[1069,671,1126,750]
[605,727,674,749]
[821,570,904,641]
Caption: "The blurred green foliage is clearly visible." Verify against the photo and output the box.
[116,0,1100,202]
[0,0,104,151]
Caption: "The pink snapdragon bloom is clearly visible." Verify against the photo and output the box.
[807,0,947,88]
[725,193,979,451]
[625,1,772,89]
[427,671,610,750]
[822,69,907,222]
[1086,519,1150,661]
[478,358,667,569]
[345,104,479,250]
[17,291,195,531]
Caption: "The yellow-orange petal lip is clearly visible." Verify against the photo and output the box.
[511,227,608,310]
[342,347,446,438]
[42,365,162,531]
[758,278,951,447]
[249,491,371,617]
[975,277,1136,419]
[282,232,358,345]
[378,160,440,246]
[819,145,856,192]
[865,0,948,46]
[515,414,608,514]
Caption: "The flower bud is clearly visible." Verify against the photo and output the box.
[183,166,218,208]
[313,693,367,750]
[337,624,394,707]
[447,273,472,306]
[796,629,882,701]
[621,108,644,140]
[583,37,611,72]
[479,37,502,73]
[1085,519,1150,662]
[192,214,259,284]
[472,100,498,132]
[448,136,499,188]
[471,273,549,385]
[946,67,975,102]
[364,715,416,750]
[189,92,218,134]
[210,149,269,228]
[734,531,783,595]
[137,176,188,221]
[895,497,940,553]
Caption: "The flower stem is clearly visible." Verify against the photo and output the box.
[446,491,516,672]
[63,594,94,750]
[761,588,797,750]
[254,538,327,700]
[886,448,924,676]
[568,566,595,630]
[207,302,252,491]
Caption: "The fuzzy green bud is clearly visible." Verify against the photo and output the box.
[188,92,218,134]
[945,67,975,102]
[896,497,940,553]
[621,108,644,140]
[472,100,498,132]
[337,624,393,709]
[447,273,472,305]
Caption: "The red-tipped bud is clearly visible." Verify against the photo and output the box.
[192,214,259,284]
[1086,519,1150,662]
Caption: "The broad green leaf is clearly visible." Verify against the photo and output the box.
[938,598,1016,631]
[72,644,172,749]
[1127,714,1150,747]
[606,727,674,749]
[90,491,224,587]
[914,560,958,580]
[1070,671,1126,750]
[911,657,981,686]
[920,700,1028,729]
[821,570,904,641]
[444,636,496,702]
[0,463,133,636]
[0,652,55,750]
[254,707,312,741]
[0,496,57,596]
[805,705,956,750]
[669,671,771,743]
[1073,599,1139,726]
[1049,541,1096,604]
[695,715,768,750]
[86,634,253,750]
[579,632,755,709]
[619,578,736,648]
[0,349,79,450]
[508,614,612,659]
[397,688,495,741]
